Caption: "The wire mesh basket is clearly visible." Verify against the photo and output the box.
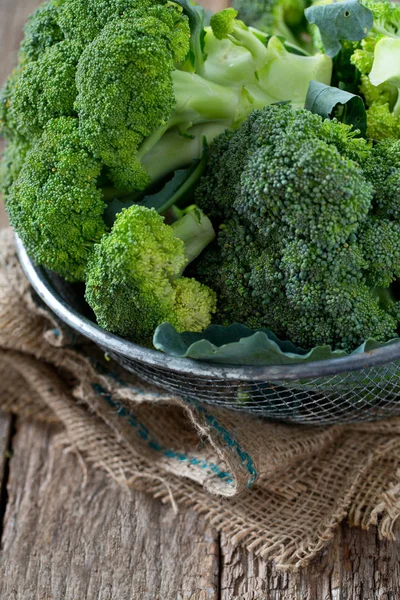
[16,236,400,426]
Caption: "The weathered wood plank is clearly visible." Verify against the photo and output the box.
[0,420,219,600]
[220,524,400,600]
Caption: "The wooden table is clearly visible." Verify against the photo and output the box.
[0,1,399,597]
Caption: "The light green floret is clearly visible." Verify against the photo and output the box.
[5,41,82,139]
[6,117,107,281]
[85,205,217,345]
[350,0,400,140]
[0,137,32,197]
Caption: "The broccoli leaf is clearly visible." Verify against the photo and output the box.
[305,0,373,57]
[305,81,367,136]
[153,322,400,366]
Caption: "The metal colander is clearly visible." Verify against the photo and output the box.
[16,236,400,426]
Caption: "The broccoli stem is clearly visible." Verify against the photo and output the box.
[171,208,216,275]
[142,122,228,183]
[170,70,248,129]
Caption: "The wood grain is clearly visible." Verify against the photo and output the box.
[0,420,219,600]
[220,527,400,599]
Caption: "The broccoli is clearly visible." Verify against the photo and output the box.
[231,0,310,48]
[196,104,372,247]
[349,0,400,140]
[1,2,332,193]
[6,117,107,281]
[0,0,332,281]
[85,205,216,345]
[363,138,400,220]
[192,103,400,351]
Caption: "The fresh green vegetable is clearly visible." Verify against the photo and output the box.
[85,205,217,345]
[308,0,400,141]
[1,0,332,281]
[191,103,400,352]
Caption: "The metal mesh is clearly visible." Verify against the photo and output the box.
[15,239,400,427]
[106,350,400,425]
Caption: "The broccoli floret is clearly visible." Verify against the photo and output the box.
[192,103,400,351]
[232,0,309,48]
[5,41,81,139]
[197,104,372,248]
[85,205,216,345]
[0,137,33,196]
[6,117,107,281]
[75,5,190,191]
[19,0,65,64]
[358,217,400,287]
[363,138,400,219]
[349,0,400,140]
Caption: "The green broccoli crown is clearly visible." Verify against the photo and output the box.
[75,5,190,191]
[5,41,81,140]
[0,136,32,197]
[85,205,216,345]
[192,103,400,351]
[6,117,107,281]
[197,104,372,248]
[358,217,400,287]
[19,0,65,64]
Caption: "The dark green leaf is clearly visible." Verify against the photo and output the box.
[305,0,373,57]
[153,322,400,366]
[305,80,367,135]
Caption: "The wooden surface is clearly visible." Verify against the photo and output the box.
[1,0,400,598]
[0,414,399,599]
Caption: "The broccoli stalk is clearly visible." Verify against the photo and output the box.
[171,208,216,275]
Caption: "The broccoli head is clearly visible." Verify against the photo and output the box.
[6,117,107,281]
[196,104,372,248]
[192,103,400,351]
[85,205,217,345]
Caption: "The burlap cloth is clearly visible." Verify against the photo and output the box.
[2,227,400,570]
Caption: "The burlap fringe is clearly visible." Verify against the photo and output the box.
[2,227,400,570]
